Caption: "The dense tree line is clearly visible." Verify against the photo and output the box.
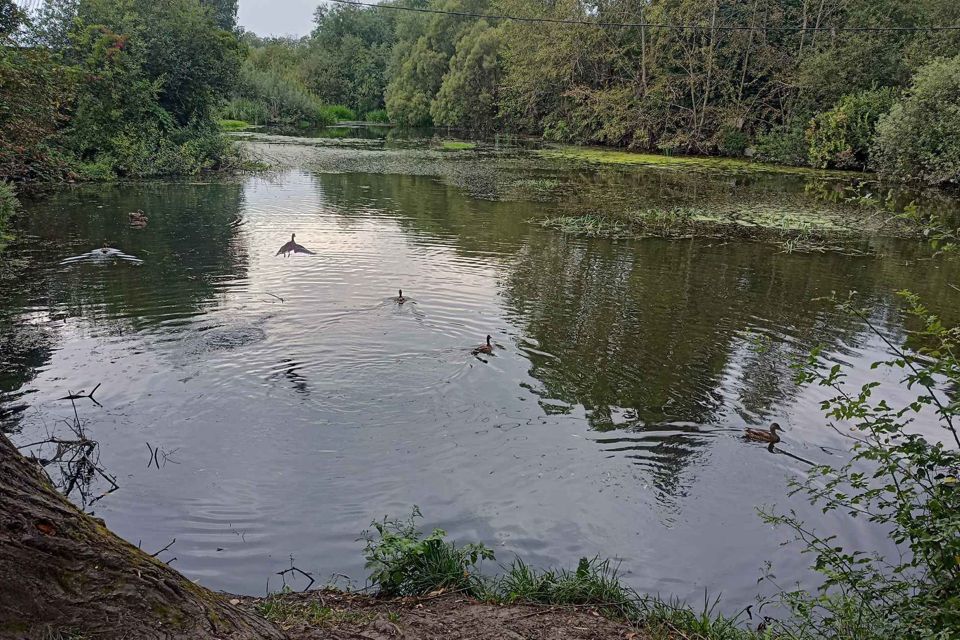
[0,0,242,182]
[251,0,960,184]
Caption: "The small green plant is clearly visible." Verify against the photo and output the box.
[498,557,640,619]
[361,507,494,597]
[761,291,960,639]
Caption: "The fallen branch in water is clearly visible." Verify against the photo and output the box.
[58,383,102,406]
[278,556,316,592]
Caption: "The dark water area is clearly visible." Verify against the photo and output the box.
[2,136,959,610]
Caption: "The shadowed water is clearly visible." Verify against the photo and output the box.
[2,137,959,610]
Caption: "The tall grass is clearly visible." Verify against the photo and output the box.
[228,63,357,128]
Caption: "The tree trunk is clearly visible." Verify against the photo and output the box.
[0,433,287,640]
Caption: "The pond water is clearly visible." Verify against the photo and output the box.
[2,132,959,609]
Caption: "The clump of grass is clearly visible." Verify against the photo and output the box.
[361,509,759,638]
[319,105,357,123]
[256,592,374,628]
[638,596,754,640]
[440,141,477,151]
[218,119,252,132]
[497,557,641,619]
[364,109,390,124]
[362,507,494,597]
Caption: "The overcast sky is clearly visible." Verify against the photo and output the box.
[239,0,323,37]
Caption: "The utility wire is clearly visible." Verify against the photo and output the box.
[327,0,960,32]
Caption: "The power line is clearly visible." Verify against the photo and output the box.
[327,0,960,32]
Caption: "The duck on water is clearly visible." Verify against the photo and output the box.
[276,233,316,257]
[744,423,783,443]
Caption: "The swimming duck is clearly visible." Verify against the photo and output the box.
[396,289,407,304]
[128,210,148,223]
[745,423,783,444]
[276,233,316,257]
[472,335,493,355]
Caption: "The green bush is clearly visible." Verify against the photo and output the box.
[235,62,334,126]
[717,127,750,157]
[873,55,960,186]
[763,292,960,639]
[362,507,494,597]
[807,88,896,170]
[319,104,356,122]
[753,119,810,166]
[364,109,390,124]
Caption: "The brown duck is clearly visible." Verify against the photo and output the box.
[472,335,493,355]
[396,289,407,304]
[745,423,783,443]
[276,233,316,257]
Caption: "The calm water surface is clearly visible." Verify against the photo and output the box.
[2,135,959,609]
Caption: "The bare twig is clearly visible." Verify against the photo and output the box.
[278,556,316,592]
[150,538,176,558]
[58,383,102,406]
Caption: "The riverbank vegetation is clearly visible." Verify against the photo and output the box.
[247,0,960,186]
[0,0,244,185]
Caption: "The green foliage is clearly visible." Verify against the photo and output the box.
[762,292,960,639]
[235,60,334,126]
[363,108,390,124]
[497,557,639,618]
[320,104,356,122]
[0,20,74,180]
[3,0,241,182]
[440,141,476,151]
[218,119,250,131]
[873,55,960,186]
[753,120,810,167]
[430,20,503,131]
[361,507,494,597]
[807,88,896,170]
[0,180,17,250]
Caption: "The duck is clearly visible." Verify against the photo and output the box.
[745,423,783,444]
[396,289,407,304]
[276,233,316,257]
[128,210,148,224]
[99,242,110,254]
[472,335,493,355]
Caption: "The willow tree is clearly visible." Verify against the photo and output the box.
[0,433,284,639]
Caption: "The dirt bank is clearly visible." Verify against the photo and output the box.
[236,589,639,640]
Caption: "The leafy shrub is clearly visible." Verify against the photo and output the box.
[223,97,270,125]
[362,507,494,597]
[753,119,810,166]
[717,127,750,157]
[763,292,960,639]
[236,62,334,126]
[807,88,896,170]
[319,104,356,122]
[873,55,960,185]
[364,109,390,124]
